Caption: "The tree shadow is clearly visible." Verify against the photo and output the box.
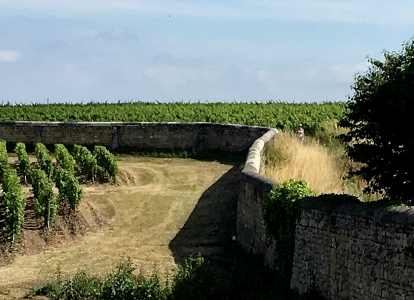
[168,165,240,271]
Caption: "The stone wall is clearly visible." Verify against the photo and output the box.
[0,121,269,152]
[236,129,279,267]
[291,197,414,299]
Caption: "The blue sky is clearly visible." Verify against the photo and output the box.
[1,1,413,104]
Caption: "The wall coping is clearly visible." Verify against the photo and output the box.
[241,128,278,191]
[300,195,414,225]
[0,121,270,130]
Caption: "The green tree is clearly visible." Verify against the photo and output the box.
[340,39,414,202]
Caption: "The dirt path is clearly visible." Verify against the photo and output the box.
[0,156,240,299]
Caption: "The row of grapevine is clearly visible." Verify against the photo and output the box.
[1,141,26,241]
[15,142,31,184]
[93,146,118,182]
[0,140,8,175]
[54,169,84,210]
[31,168,57,228]
[35,143,53,178]
[73,145,97,181]
[0,101,347,134]
[0,141,117,237]
[54,144,84,210]
[37,143,84,212]
[1,168,26,241]
[55,144,74,173]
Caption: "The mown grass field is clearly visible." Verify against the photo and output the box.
[0,156,240,299]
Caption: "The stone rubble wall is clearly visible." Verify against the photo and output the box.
[291,197,414,299]
[0,121,270,152]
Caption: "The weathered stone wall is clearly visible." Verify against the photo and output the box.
[0,121,269,152]
[236,129,279,267]
[291,198,414,299]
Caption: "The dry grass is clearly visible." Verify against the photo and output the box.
[265,131,382,201]
[265,131,346,194]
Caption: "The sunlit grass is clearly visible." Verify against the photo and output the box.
[265,131,381,201]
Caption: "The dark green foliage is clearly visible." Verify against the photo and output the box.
[15,142,31,184]
[53,168,84,210]
[339,39,414,202]
[63,172,83,210]
[31,168,57,226]
[55,144,75,173]
[73,145,97,181]
[0,140,8,176]
[99,258,166,300]
[35,143,54,178]
[263,180,316,288]
[53,168,67,192]
[93,146,118,182]
[26,257,172,300]
[1,168,26,241]
[169,255,216,300]
[25,281,62,299]
[26,253,325,300]
[59,271,102,300]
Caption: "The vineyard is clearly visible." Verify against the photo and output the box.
[0,101,346,134]
[0,140,118,242]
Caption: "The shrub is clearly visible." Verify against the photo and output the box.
[169,254,216,300]
[263,180,316,287]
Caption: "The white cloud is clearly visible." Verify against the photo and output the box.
[331,62,370,82]
[1,0,414,25]
[0,50,20,62]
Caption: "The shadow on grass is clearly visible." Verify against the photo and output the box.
[112,147,246,166]
[167,166,287,299]
[167,163,326,300]
[168,165,239,270]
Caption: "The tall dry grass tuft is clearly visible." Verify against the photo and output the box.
[265,131,346,195]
